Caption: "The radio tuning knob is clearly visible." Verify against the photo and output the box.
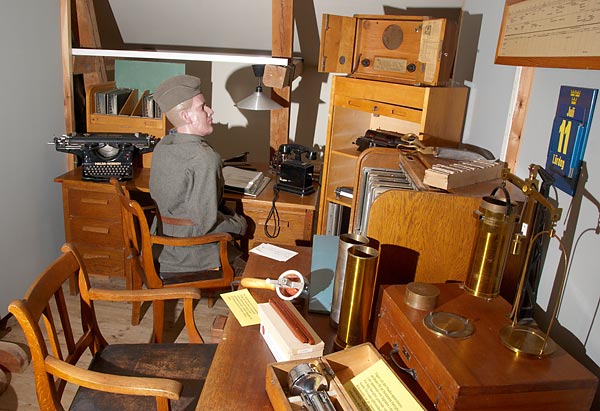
[339,56,346,65]
[361,59,371,67]
[407,63,417,73]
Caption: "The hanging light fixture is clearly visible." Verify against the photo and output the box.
[235,64,283,111]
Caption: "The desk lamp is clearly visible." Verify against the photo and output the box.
[235,65,283,111]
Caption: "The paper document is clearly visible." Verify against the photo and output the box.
[344,359,425,411]
[250,243,298,262]
[220,289,260,326]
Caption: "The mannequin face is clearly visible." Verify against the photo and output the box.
[179,93,214,136]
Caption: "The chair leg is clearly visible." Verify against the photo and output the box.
[152,300,165,343]
[207,297,216,308]
[129,267,143,326]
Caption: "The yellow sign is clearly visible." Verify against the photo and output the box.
[221,289,260,326]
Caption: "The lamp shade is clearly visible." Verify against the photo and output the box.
[235,64,284,111]
[236,87,283,110]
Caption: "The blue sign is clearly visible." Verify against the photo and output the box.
[545,86,597,196]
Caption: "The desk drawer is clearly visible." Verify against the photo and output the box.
[244,205,311,246]
[75,244,124,277]
[69,217,124,248]
[68,189,120,219]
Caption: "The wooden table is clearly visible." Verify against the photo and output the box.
[196,246,336,410]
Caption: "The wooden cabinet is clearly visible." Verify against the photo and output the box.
[55,171,127,279]
[316,76,468,234]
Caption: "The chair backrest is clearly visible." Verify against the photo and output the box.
[110,179,235,289]
[8,244,107,411]
[111,180,164,289]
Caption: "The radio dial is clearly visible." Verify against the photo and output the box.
[361,59,371,67]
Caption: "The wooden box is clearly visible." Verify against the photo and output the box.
[319,14,458,86]
[265,342,426,411]
[373,283,598,411]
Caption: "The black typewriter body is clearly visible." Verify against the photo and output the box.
[53,133,157,181]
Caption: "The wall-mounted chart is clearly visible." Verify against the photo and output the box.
[496,0,600,69]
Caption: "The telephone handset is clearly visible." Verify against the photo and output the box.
[279,143,318,161]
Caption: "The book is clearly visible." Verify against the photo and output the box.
[106,88,133,115]
[222,166,270,197]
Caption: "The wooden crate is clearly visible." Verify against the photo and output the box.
[265,342,426,411]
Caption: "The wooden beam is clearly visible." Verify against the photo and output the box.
[75,0,107,86]
[270,0,294,155]
[60,0,75,134]
[505,66,534,171]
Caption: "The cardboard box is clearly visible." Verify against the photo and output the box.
[258,302,324,362]
[265,343,426,411]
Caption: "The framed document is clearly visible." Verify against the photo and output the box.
[495,0,600,69]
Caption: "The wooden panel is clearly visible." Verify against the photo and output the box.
[366,190,480,284]
[318,14,356,74]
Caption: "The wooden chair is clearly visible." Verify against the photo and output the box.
[8,243,216,411]
[110,179,236,336]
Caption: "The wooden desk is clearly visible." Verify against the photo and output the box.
[196,246,336,410]
[132,167,318,247]
[54,168,318,280]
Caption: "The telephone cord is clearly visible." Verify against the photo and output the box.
[264,186,281,238]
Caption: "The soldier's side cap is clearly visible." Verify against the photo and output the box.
[153,75,202,112]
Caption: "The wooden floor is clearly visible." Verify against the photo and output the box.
[0,276,230,411]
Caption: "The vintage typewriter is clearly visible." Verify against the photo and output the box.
[53,132,157,181]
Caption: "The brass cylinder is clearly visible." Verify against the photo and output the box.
[334,245,379,350]
[330,233,369,327]
[465,195,517,299]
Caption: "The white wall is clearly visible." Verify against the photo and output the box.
[0,2,67,316]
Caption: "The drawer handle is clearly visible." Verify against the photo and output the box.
[81,198,109,205]
[390,343,418,381]
[82,226,110,234]
[390,109,407,117]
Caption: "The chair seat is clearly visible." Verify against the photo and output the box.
[160,269,223,285]
[70,343,217,411]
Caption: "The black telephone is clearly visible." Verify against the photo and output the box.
[275,144,317,196]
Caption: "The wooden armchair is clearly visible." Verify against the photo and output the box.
[8,243,216,411]
[110,179,236,336]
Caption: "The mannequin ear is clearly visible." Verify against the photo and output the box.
[179,109,192,124]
